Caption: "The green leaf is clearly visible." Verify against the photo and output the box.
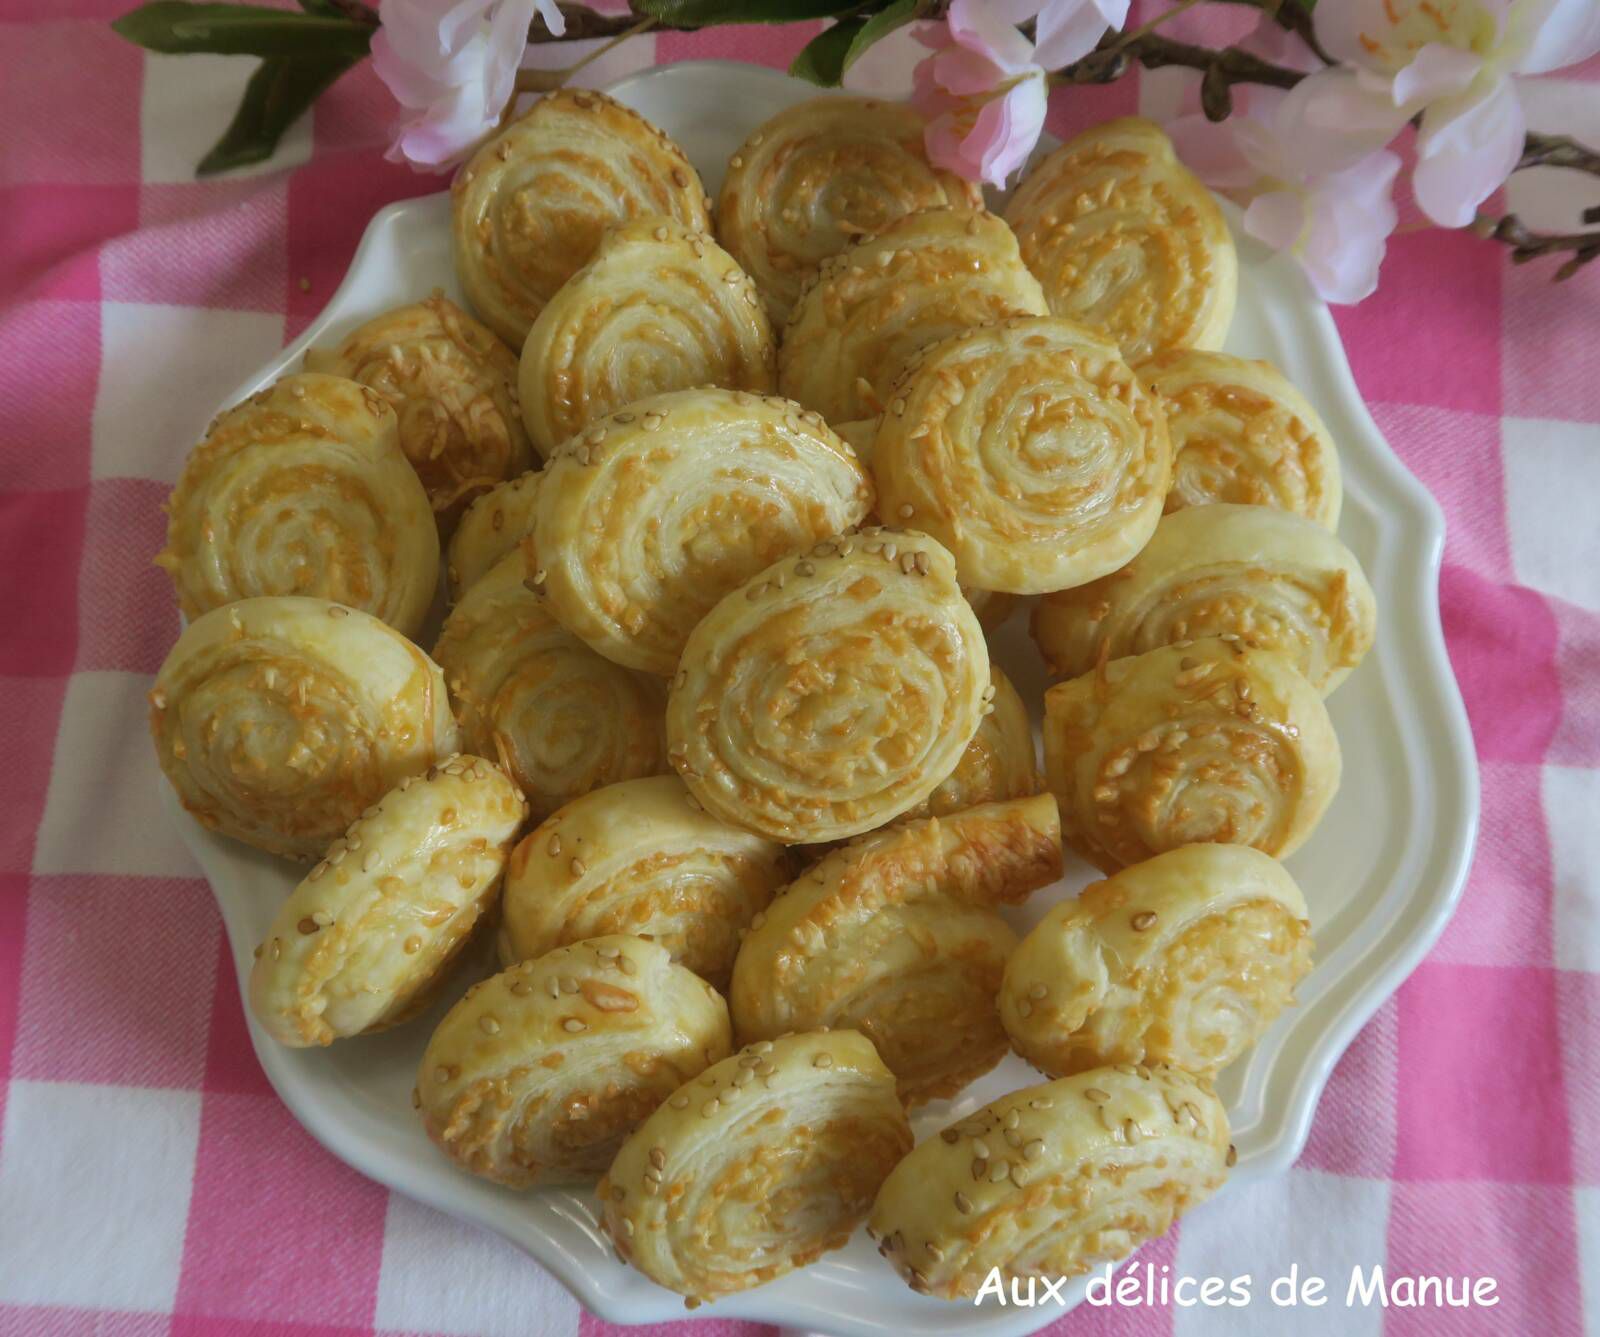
[841,0,918,73]
[789,17,866,86]
[197,50,358,175]
[636,0,862,25]
[112,2,372,58]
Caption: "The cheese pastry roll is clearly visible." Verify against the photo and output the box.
[446,467,542,600]
[907,662,1038,821]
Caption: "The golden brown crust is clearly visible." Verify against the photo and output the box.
[905,662,1037,821]
[446,468,542,600]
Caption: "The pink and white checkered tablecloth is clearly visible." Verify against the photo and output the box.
[4,3,1600,1334]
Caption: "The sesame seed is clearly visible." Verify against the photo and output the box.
[940,1128,960,1144]
[813,1053,833,1069]
[404,934,422,954]
[297,917,320,935]
[562,1017,586,1033]
[480,1015,501,1035]
[669,1093,690,1109]
[972,1138,989,1159]
[1003,1109,1020,1128]
[1023,1139,1044,1161]
[991,1160,1011,1183]
[570,857,587,876]
[433,1065,451,1083]
[1028,983,1047,1000]
[1085,1087,1110,1103]
[547,834,562,856]
[701,1099,719,1118]
[954,1192,972,1214]
[1132,911,1157,931]
[559,976,579,994]
[649,1146,666,1169]
[1226,1143,1238,1167]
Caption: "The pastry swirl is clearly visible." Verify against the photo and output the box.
[666,528,989,844]
[1001,844,1313,1078]
[499,775,790,988]
[1004,117,1237,363]
[528,388,873,675]
[516,216,776,458]
[446,467,542,600]
[249,755,526,1047]
[418,935,731,1186]
[158,373,438,640]
[730,795,1063,1106]
[1031,503,1377,694]
[451,88,712,347]
[908,662,1037,820]
[1138,350,1342,527]
[599,1030,912,1302]
[778,208,1048,425]
[873,316,1172,593]
[1042,637,1340,871]
[869,1065,1230,1299]
[304,294,533,529]
[717,97,983,324]
[150,596,461,860]
[432,549,666,819]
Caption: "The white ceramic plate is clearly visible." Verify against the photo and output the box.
[165,60,1479,1337]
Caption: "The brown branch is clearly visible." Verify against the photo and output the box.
[1518,131,1600,177]
[1054,30,1304,120]
[1480,214,1600,281]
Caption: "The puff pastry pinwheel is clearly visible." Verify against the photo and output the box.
[1031,503,1377,695]
[730,795,1063,1105]
[151,596,460,860]
[417,935,731,1186]
[869,1065,1230,1299]
[499,775,791,988]
[249,755,526,1047]
[432,549,666,819]
[873,316,1172,593]
[516,216,775,458]
[1138,350,1342,528]
[1042,637,1340,872]
[527,388,873,675]
[717,97,983,324]
[451,88,712,347]
[158,373,439,641]
[1001,844,1313,1078]
[666,528,989,844]
[778,208,1048,425]
[304,294,533,531]
[1004,118,1237,363]
[446,467,541,600]
[599,1030,912,1302]
[908,663,1038,820]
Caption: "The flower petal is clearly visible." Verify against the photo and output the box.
[1244,190,1308,253]
[1032,0,1130,70]
[1413,75,1526,227]
[1166,113,1259,191]
[1516,0,1600,71]
[1392,41,1482,107]
[948,0,1038,75]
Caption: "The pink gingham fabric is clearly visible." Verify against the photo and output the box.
[3,3,1599,1334]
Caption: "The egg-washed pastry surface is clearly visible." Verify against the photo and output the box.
[447,467,542,600]
[1138,349,1342,527]
[1031,502,1377,695]
[779,208,1048,425]
[150,596,460,860]
[528,388,873,676]
[873,316,1172,594]
[1005,117,1237,363]
[1001,844,1313,1078]
[158,372,438,641]
[1043,637,1340,872]
[666,527,989,844]
[304,294,533,531]
[451,88,711,347]
[516,215,775,458]
[432,549,666,819]
[249,755,525,1047]
[869,1065,1230,1299]
[499,774,790,988]
[599,1030,912,1302]
[417,935,731,1187]
[717,96,983,324]
[731,795,1063,1106]
[905,662,1037,821]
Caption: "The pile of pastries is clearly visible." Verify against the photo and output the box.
[149,88,1377,1308]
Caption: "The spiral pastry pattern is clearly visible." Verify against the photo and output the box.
[1138,350,1342,528]
[1031,503,1377,695]
[1001,844,1313,1078]
[779,208,1048,425]
[528,388,873,675]
[907,663,1038,821]
[1043,637,1341,872]
[158,373,439,641]
[446,468,542,600]
[451,88,712,347]
[1005,118,1236,363]
[249,755,526,1047]
[150,596,461,860]
[516,216,776,458]
[418,936,731,1187]
[304,294,533,530]
[730,795,1063,1106]
[717,97,983,324]
[499,775,791,989]
[874,316,1172,593]
[599,1030,912,1302]
[432,549,667,820]
[869,1066,1230,1299]
[666,528,989,844]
